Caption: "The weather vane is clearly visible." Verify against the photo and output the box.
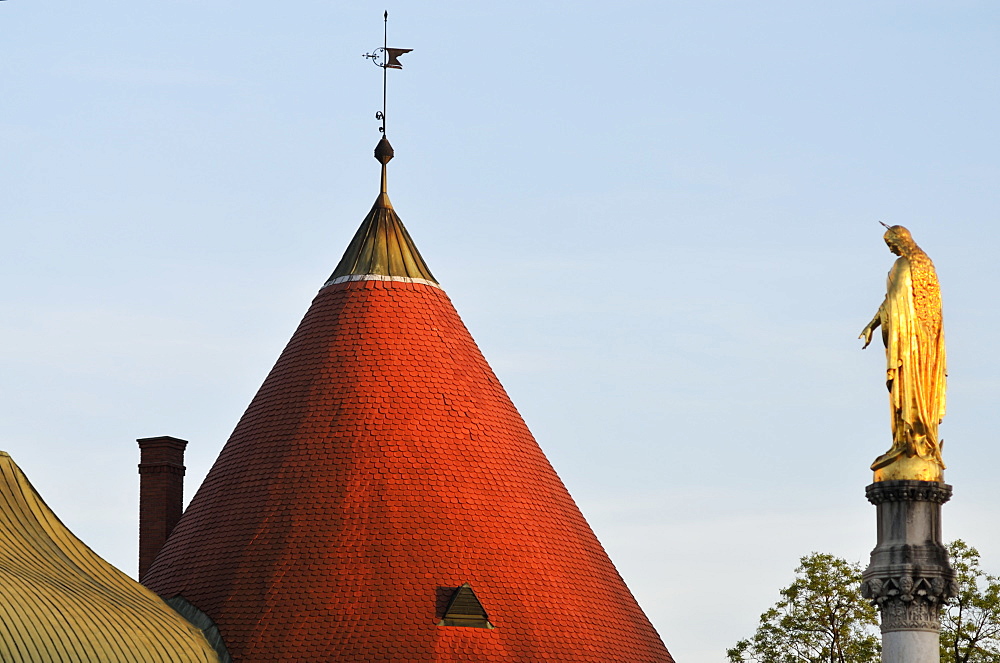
[362,11,412,137]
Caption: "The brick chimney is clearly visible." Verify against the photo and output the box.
[137,436,187,580]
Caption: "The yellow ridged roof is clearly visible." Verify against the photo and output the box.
[327,137,437,284]
[0,451,220,663]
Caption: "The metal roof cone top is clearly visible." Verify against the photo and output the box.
[325,137,437,286]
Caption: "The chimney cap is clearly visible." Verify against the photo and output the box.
[137,436,189,449]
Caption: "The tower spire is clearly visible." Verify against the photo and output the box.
[362,10,412,139]
[362,11,412,202]
[334,15,431,285]
[380,11,388,136]
[139,17,674,661]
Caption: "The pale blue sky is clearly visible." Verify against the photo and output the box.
[2,2,999,661]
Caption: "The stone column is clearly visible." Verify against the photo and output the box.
[861,480,957,663]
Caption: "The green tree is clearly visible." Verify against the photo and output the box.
[941,539,1000,663]
[727,553,880,663]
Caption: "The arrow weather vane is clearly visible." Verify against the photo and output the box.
[363,11,412,137]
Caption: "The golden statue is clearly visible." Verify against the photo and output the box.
[859,225,946,482]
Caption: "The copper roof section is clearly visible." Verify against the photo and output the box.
[0,451,219,663]
[326,137,437,285]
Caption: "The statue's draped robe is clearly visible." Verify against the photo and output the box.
[876,255,946,468]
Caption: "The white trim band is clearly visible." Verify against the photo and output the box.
[322,274,442,290]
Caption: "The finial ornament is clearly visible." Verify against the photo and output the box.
[362,10,412,136]
[374,136,394,165]
[859,225,947,482]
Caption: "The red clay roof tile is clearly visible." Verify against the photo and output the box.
[143,256,672,662]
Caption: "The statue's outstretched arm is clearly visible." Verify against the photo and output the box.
[859,307,883,349]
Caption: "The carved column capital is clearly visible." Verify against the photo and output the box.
[861,574,958,632]
[866,480,952,506]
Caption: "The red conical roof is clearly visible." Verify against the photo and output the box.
[143,145,673,662]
